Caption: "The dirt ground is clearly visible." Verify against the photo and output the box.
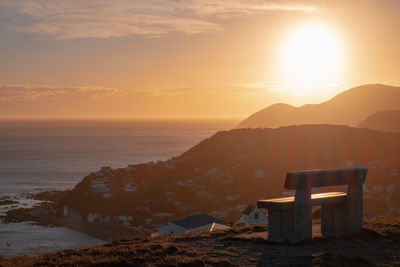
[1,217,399,266]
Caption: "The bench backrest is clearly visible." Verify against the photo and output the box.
[284,167,368,190]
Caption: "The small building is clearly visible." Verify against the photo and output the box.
[125,165,136,171]
[158,213,230,235]
[100,166,112,173]
[236,204,268,225]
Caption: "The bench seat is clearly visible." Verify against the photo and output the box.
[257,192,347,209]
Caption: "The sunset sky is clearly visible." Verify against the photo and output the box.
[1,0,400,119]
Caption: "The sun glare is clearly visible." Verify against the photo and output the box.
[280,23,345,94]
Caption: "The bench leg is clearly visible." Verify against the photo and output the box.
[347,183,364,233]
[321,202,346,237]
[294,185,312,243]
[267,208,295,242]
[294,205,312,242]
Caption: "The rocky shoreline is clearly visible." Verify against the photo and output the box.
[0,190,144,241]
[0,197,19,206]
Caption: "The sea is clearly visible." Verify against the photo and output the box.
[0,119,237,256]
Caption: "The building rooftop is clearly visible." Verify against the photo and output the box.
[242,204,256,215]
[170,213,228,229]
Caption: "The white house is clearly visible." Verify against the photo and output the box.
[100,166,112,173]
[158,213,230,235]
[236,204,268,225]
[125,165,136,171]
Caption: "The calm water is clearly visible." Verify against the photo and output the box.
[0,119,237,256]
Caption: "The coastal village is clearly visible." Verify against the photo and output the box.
[68,165,269,237]
[57,124,400,236]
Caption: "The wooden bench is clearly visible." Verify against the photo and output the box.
[257,167,368,243]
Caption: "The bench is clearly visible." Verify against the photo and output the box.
[257,167,368,243]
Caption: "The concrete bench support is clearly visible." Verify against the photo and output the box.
[257,167,368,243]
[267,207,295,242]
[321,202,346,236]
[294,181,312,242]
[347,176,364,233]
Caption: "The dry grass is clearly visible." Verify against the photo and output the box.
[1,217,400,266]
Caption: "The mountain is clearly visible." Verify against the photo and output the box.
[53,125,400,232]
[358,110,400,132]
[238,84,400,128]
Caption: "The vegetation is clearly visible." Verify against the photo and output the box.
[1,217,399,266]
[56,125,400,231]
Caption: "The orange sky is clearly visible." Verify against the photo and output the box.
[1,0,400,119]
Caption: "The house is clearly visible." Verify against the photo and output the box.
[158,213,230,235]
[236,204,268,225]
[125,165,136,171]
[100,166,112,173]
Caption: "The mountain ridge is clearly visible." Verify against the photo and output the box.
[358,110,400,132]
[238,84,400,128]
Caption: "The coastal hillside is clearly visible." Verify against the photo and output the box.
[2,217,400,266]
[358,110,400,132]
[238,84,400,128]
[54,125,400,232]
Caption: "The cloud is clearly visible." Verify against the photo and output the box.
[0,79,350,103]
[0,82,276,103]
[242,79,348,97]
[0,84,127,101]
[382,80,400,87]
[153,84,270,95]
[0,0,318,39]
[1,80,348,102]
[0,83,272,102]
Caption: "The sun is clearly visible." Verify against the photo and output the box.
[280,23,345,90]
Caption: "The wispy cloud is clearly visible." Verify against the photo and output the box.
[0,84,127,101]
[243,79,348,97]
[153,84,271,95]
[382,80,400,87]
[1,80,349,102]
[0,83,272,101]
[0,0,318,39]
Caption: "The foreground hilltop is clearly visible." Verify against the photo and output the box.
[49,124,400,233]
[1,217,400,266]
[238,84,400,128]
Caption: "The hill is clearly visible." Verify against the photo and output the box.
[238,84,400,128]
[358,110,400,132]
[1,217,400,266]
[4,124,395,235]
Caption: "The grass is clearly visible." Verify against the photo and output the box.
[1,217,399,266]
